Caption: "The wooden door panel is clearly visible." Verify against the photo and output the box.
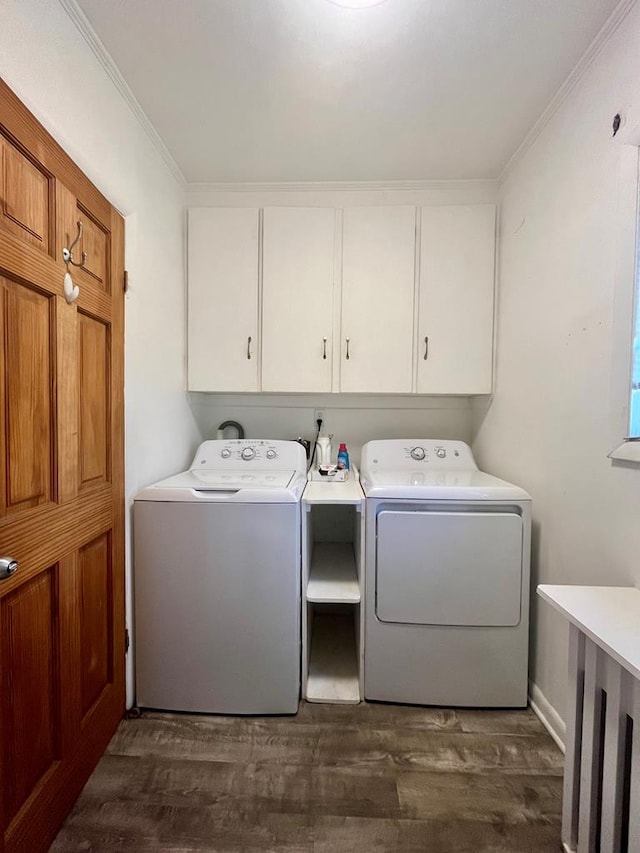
[79,532,113,718]
[0,277,54,516]
[0,490,111,594]
[76,206,109,291]
[0,135,52,254]
[1,567,61,826]
[0,231,61,302]
[78,312,110,490]
[56,183,112,321]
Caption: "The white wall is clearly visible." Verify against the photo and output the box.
[187,182,498,459]
[472,1,640,738]
[0,0,201,703]
[191,393,473,466]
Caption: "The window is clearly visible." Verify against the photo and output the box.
[608,139,640,463]
[630,275,640,438]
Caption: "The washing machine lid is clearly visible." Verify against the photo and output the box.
[135,439,307,503]
[361,469,530,501]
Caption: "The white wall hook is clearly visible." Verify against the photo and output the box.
[63,271,80,304]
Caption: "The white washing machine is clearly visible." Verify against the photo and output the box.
[360,439,531,708]
[134,439,306,714]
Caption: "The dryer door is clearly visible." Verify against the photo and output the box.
[376,510,522,627]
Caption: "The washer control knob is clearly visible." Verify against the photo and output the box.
[241,447,255,461]
[410,446,426,461]
[436,448,447,459]
[266,449,277,459]
[221,449,231,459]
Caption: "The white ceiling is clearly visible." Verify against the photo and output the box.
[76,0,620,183]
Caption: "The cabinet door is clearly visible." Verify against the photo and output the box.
[418,205,496,394]
[341,207,416,393]
[188,208,259,392]
[262,208,335,392]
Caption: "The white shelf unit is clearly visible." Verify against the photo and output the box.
[302,470,365,704]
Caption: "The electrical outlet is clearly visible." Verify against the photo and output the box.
[314,409,325,429]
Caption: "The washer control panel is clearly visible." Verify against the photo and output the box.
[361,439,477,471]
[190,439,304,470]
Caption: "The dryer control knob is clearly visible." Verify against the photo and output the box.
[411,446,426,460]
[221,449,231,458]
[241,447,255,461]
[436,448,447,459]
[266,449,277,459]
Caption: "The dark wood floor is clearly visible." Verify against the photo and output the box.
[50,702,564,852]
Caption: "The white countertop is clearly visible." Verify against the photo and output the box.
[537,584,640,681]
[303,468,364,505]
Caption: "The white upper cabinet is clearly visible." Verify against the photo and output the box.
[262,208,335,392]
[188,208,260,392]
[418,205,496,394]
[187,203,497,395]
[340,207,417,394]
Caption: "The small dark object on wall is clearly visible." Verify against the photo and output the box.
[612,113,621,137]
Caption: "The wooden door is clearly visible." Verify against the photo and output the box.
[418,205,496,394]
[262,207,335,392]
[188,207,260,392]
[0,81,125,853]
[340,206,416,393]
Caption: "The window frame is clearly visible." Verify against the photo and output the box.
[609,138,640,463]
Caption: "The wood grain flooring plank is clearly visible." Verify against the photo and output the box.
[296,702,544,735]
[312,816,563,853]
[73,754,240,808]
[309,766,400,819]
[244,721,321,766]
[397,770,562,824]
[106,716,253,763]
[229,763,313,814]
[51,801,313,852]
[317,728,564,775]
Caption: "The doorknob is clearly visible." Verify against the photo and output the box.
[0,557,18,580]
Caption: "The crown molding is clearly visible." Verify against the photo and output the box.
[499,0,638,184]
[58,0,186,186]
[186,178,498,195]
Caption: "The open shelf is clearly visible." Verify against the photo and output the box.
[306,611,360,704]
[307,542,360,603]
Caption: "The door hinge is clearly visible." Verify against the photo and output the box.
[125,628,130,654]
[123,270,130,294]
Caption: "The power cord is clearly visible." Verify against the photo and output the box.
[308,417,323,472]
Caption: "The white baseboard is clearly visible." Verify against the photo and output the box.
[528,680,566,753]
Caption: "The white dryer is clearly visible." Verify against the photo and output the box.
[360,439,531,708]
[134,439,306,715]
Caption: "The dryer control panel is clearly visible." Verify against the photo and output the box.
[361,439,477,472]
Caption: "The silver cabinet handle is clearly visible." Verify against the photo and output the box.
[0,557,18,580]
[247,336,252,360]
[346,337,350,360]
[322,337,327,360]
[423,336,429,360]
